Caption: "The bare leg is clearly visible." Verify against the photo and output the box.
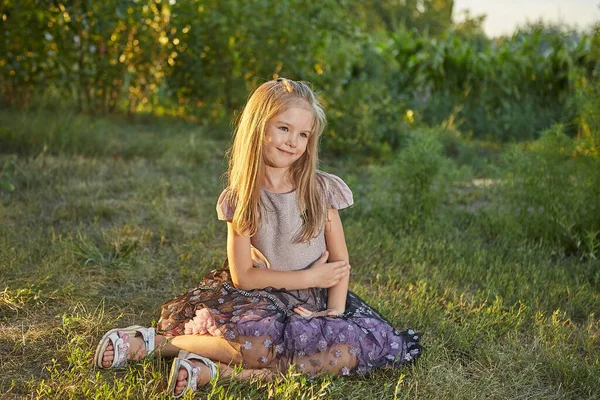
[301,344,358,376]
[173,360,275,397]
[169,334,242,364]
[233,335,358,377]
[100,333,242,368]
[172,340,356,394]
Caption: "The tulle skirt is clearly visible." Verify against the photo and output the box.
[157,267,422,375]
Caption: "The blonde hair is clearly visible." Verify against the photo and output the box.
[226,78,327,242]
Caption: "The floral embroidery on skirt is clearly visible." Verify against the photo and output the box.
[157,267,422,374]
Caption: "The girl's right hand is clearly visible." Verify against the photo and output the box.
[308,251,350,288]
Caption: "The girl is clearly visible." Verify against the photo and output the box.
[95,78,422,397]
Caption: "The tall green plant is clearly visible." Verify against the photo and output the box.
[493,125,600,257]
[369,131,460,230]
[389,26,595,142]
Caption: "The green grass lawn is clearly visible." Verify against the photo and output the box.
[1,110,599,399]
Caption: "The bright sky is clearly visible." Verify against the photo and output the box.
[453,0,600,37]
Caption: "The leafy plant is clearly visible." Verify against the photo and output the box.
[492,124,600,258]
[368,130,462,229]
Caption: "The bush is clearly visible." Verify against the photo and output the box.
[491,124,600,257]
[367,129,465,230]
[323,79,410,159]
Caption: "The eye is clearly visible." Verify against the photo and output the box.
[279,126,289,132]
[300,132,309,139]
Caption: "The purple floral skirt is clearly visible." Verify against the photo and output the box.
[157,267,422,375]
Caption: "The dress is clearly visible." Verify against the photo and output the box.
[157,172,422,375]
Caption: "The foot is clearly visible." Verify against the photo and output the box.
[173,359,224,396]
[100,331,147,368]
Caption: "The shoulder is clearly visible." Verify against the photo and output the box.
[216,188,235,221]
[316,171,354,210]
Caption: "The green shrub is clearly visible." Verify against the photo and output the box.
[367,130,464,229]
[0,154,17,192]
[491,124,600,257]
[322,65,410,159]
[573,75,600,157]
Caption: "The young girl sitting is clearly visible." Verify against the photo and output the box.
[95,78,422,398]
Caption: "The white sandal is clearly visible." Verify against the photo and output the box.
[167,350,219,398]
[94,325,155,368]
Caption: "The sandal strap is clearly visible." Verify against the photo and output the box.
[170,357,201,398]
[178,350,219,380]
[188,363,200,392]
[134,326,155,354]
[95,326,155,369]
[113,333,130,368]
[193,354,218,380]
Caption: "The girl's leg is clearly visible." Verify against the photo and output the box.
[235,335,276,369]
[169,334,242,364]
[100,333,242,368]
[227,335,358,376]
[173,361,275,396]
[275,344,358,377]
[170,340,359,396]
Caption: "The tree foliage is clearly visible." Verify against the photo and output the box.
[1,0,598,155]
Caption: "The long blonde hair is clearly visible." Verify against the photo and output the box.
[226,78,327,242]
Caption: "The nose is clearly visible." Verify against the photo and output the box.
[286,133,297,148]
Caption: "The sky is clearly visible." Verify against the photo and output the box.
[453,0,600,37]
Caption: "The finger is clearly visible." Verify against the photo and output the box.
[293,307,312,317]
[297,311,312,319]
[331,265,346,276]
[334,268,348,279]
[320,250,329,261]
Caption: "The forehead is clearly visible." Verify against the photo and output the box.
[271,106,315,131]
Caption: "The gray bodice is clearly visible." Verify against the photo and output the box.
[217,172,353,271]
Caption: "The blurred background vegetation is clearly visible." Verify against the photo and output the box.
[2,1,600,398]
[1,0,598,154]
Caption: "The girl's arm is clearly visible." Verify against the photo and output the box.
[227,222,349,291]
[295,208,349,318]
[323,208,350,314]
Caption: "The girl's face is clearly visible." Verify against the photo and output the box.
[263,106,314,170]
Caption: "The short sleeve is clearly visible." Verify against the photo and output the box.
[318,172,354,210]
[216,189,235,221]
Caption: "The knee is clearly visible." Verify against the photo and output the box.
[238,335,276,369]
[322,344,357,376]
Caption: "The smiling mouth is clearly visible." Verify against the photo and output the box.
[277,148,295,156]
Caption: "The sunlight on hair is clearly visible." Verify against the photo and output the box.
[227,78,327,242]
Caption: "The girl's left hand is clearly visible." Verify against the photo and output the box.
[293,306,341,319]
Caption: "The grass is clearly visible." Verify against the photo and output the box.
[0,108,599,399]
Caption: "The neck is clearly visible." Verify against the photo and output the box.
[263,166,294,193]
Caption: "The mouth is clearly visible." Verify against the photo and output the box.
[277,148,295,156]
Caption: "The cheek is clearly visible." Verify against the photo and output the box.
[264,127,279,144]
[263,132,273,145]
[299,139,310,153]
